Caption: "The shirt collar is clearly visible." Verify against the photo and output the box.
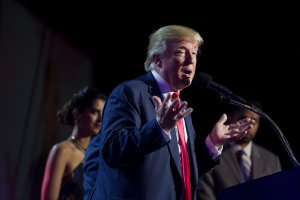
[231,141,253,157]
[151,70,173,95]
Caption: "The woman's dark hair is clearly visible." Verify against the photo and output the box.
[57,86,107,126]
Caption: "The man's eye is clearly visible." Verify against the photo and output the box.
[175,50,186,56]
[90,109,97,114]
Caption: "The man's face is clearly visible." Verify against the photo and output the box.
[235,109,260,144]
[159,38,199,91]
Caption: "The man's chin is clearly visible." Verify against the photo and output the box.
[237,135,253,144]
[180,79,191,87]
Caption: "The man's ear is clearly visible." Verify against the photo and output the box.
[153,54,162,68]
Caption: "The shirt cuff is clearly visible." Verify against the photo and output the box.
[205,136,223,159]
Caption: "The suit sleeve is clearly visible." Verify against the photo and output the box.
[197,171,218,200]
[101,83,169,168]
[197,138,219,175]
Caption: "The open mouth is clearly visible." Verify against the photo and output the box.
[182,73,191,79]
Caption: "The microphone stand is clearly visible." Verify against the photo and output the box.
[222,95,300,168]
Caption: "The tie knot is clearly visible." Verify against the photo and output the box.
[172,91,180,99]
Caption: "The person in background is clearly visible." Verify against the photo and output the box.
[84,25,255,200]
[41,86,106,200]
[197,96,282,200]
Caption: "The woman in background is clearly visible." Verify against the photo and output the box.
[41,86,106,200]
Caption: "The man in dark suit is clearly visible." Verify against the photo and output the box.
[84,25,255,200]
[197,97,282,200]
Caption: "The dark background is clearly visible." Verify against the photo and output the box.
[18,1,300,170]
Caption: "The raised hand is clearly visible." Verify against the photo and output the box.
[209,113,255,147]
[152,94,193,133]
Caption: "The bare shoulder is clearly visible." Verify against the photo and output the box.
[46,139,84,174]
[48,140,74,162]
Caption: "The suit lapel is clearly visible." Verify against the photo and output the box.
[146,73,164,108]
[223,149,243,182]
[169,129,182,177]
[143,72,182,176]
[251,144,261,179]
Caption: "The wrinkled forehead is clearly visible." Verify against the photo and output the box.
[166,38,200,50]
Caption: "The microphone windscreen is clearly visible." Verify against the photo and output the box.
[194,72,212,89]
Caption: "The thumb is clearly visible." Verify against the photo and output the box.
[152,96,162,111]
[218,113,227,123]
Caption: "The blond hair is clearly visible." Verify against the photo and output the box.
[144,25,204,71]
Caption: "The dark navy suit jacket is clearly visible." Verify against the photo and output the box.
[84,72,216,200]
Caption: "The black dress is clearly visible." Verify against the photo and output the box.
[59,162,84,200]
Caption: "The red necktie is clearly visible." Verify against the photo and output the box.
[172,91,192,200]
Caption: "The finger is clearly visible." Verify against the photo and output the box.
[170,98,181,112]
[152,96,162,110]
[173,101,193,119]
[228,124,251,135]
[238,118,254,126]
[164,93,172,103]
[178,108,193,120]
[242,124,253,133]
[218,113,227,123]
[229,118,254,131]
[183,107,193,116]
[228,123,237,130]
[175,101,188,112]
[233,130,248,140]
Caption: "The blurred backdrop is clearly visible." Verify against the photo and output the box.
[0,0,299,199]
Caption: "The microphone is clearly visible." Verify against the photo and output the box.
[194,72,247,103]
